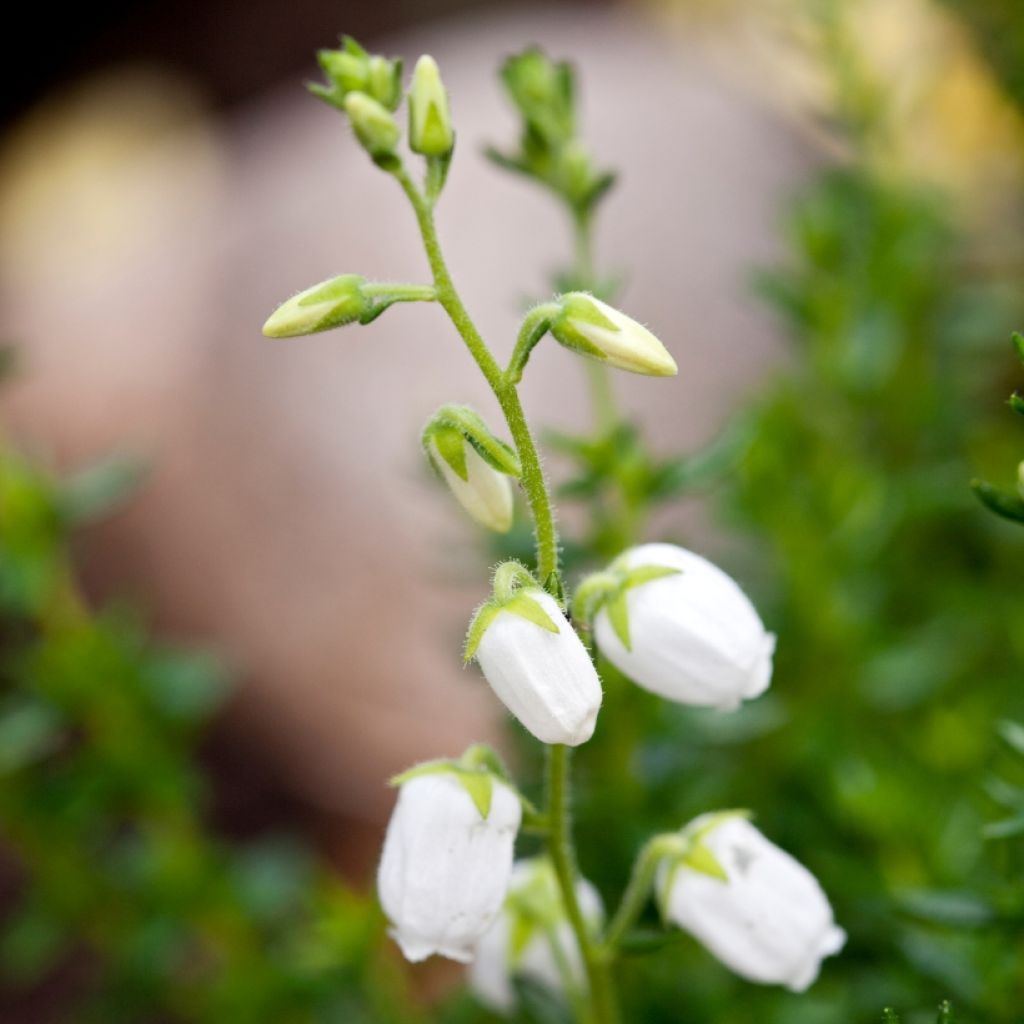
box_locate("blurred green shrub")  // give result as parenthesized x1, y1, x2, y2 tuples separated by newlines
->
(0, 442, 417, 1022)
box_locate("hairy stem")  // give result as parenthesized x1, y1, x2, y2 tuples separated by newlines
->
(395, 166, 560, 584)
(547, 744, 620, 1024)
(394, 163, 618, 1023)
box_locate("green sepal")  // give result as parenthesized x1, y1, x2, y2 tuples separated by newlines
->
(422, 404, 521, 479)
(605, 591, 631, 651)
(465, 563, 561, 661)
(571, 562, 681, 652)
(464, 603, 502, 662)
(389, 744, 529, 821)
(655, 810, 753, 916)
(431, 425, 469, 481)
(682, 842, 729, 882)
(503, 594, 560, 634)
(455, 770, 494, 819)
(425, 147, 454, 203)
(559, 293, 619, 332)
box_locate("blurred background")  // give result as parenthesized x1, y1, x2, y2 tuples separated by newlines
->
(2, 0, 1024, 1021)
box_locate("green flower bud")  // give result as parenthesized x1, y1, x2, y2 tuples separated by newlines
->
(409, 55, 454, 157)
(311, 37, 403, 112)
(344, 92, 401, 158)
(549, 294, 677, 377)
(262, 275, 372, 338)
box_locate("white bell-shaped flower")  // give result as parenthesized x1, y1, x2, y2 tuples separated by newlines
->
(470, 586, 602, 746)
(591, 543, 774, 710)
(662, 815, 845, 992)
(378, 771, 521, 963)
(469, 858, 603, 1012)
(549, 294, 677, 377)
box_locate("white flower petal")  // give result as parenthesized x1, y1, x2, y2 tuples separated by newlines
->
(594, 543, 773, 710)
(664, 817, 844, 990)
(378, 773, 521, 963)
(476, 591, 602, 746)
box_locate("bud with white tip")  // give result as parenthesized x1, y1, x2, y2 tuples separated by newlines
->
(659, 814, 845, 992)
(578, 543, 774, 711)
(466, 563, 602, 746)
(549, 294, 677, 377)
(262, 275, 373, 338)
(409, 55, 454, 157)
(344, 92, 400, 158)
(378, 748, 523, 963)
(470, 857, 603, 1012)
(423, 405, 520, 533)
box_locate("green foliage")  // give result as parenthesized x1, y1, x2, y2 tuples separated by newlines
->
(0, 442, 418, 1022)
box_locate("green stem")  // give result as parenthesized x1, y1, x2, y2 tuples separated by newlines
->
(393, 162, 617, 1023)
(394, 165, 560, 585)
(362, 282, 437, 302)
(602, 835, 676, 953)
(571, 211, 618, 436)
(547, 744, 620, 1024)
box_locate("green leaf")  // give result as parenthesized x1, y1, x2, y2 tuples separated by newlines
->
(605, 591, 631, 651)
(503, 594, 561, 634)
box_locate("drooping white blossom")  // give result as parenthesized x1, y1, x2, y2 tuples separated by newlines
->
(661, 815, 846, 992)
(592, 543, 774, 710)
(549, 294, 677, 377)
(469, 858, 603, 1012)
(472, 589, 602, 746)
(428, 436, 514, 533)
(377, 772, 521, 963)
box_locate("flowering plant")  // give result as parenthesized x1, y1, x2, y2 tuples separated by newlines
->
(262, 38, 845, 1021)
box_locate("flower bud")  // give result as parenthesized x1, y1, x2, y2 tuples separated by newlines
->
(660, 815, 845, 991)
(467, 569, 602, 746)
(549, 294, 676, 377)
(423, 406, 520, 533)
(470, 857, 603, 1012)
(262, 275, 372, 338)
(428, 436, 513, 532)
(311, 37, 402, 111)
(344, 92, 400, 158)
(409, 55, 454, 157)
(378, 770, 521, 963)
(587, 543, 774, 711)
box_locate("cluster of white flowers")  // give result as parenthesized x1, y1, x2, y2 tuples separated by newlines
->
(379, 537, 845, 1007)
(265, 37, 846, 1020)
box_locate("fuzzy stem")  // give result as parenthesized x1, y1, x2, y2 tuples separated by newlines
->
(394, 166, 560, 586)
(393, 162, 617, 1023)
